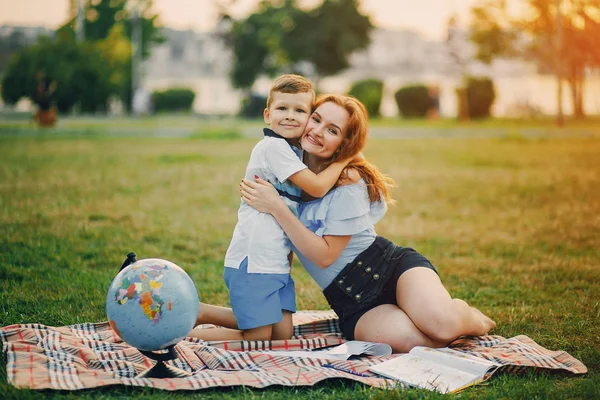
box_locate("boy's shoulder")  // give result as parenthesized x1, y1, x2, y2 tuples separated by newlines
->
(254, 134, 298, 152)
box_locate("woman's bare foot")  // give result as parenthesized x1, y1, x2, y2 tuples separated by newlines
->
(470, 307, 496, 335)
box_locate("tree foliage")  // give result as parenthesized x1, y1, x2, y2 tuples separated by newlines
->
(225, 0, 373, 89)
(1, 36, 114, 112)
(228, 1, 301, 89)
(1, 0, 163, 113)
(470, 0, 600, 118)
(290, 0, 373, 77)
(61, 0, 163, 58)
(0, 29, 30, 74)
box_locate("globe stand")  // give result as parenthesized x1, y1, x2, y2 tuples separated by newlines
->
(120, 252, 137, 272)
(137, 345, 191, 379)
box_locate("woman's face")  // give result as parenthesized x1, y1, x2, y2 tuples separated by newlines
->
(300, 102, 349, 160)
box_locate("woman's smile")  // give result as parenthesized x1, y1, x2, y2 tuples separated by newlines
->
(301, 102, 349, 159)
(304, 132, 322, 147)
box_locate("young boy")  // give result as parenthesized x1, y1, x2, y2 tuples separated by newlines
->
(191, 74, 348, 341)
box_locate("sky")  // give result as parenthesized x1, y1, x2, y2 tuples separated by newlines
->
(0, 0, 477, 40)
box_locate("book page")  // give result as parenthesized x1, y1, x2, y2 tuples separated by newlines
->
(410, 346, 500, 376)
(369, 353, 480, 394)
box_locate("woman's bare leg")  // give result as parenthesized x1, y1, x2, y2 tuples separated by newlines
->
(396, 267, 496, 344)
(354, 304, 446, 353)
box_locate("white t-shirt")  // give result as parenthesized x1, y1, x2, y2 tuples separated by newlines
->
(224, 130, 307, 274)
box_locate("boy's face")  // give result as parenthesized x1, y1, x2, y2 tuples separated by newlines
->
(263, 91, 313, 140)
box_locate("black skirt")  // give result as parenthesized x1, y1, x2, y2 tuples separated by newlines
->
(323, 236, 438, 340)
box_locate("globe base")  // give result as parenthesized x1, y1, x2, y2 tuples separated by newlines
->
(137, 345, 191, 379)
(137, 361, 191, 379)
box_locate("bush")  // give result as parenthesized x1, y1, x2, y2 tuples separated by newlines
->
(239, 93, 268, 118)
(152, 88, 196, 112)
(394, 85, 431, 118)
(465, 77, 495, 119)
(348, 79, 383, 118)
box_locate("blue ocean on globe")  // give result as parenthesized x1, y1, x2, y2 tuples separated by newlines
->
(106, 258, 200, 351)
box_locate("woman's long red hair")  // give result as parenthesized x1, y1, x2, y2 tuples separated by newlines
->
(314, 94, 395, 204)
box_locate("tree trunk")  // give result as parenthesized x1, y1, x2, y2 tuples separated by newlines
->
(569, 69, 586, 119)
(576, 72, 585, 119)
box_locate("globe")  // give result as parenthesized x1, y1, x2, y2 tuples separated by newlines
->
(106, 258, 200, 351)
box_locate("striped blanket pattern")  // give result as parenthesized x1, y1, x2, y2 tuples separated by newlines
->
(0, 311, 587, 391)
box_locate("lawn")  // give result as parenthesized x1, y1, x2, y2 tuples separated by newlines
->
(0, 124, 598, 399)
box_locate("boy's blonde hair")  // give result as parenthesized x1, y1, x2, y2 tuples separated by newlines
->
(266, 74, 315, 109)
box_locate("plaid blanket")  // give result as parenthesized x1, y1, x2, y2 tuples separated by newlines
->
(0, 311, 587, 391)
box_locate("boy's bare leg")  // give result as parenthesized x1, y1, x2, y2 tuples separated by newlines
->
(188, 326, 244, 341)
(188, 324, 273, 341)
(195, 302, 238, 329)
(271, 310, 294, 340)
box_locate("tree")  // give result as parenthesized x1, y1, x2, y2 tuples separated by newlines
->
(227, 0, 301, 89)
(447, 15, 472, 122)
(57, 0, 165, 111)
(470, 0, 600, 119)
(225, 0, 372, 90)
(290, 0, 373, 79)
(0, 29, 30, 75)
(61, 0, 163, 57)
(1, 34, 122, 113)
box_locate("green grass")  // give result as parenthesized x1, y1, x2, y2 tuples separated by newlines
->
(369, 115, 600, 128)
(0, 125, 599, 398)
(2, 112, 599, 138)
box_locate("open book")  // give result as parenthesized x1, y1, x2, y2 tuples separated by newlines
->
(369, 346, 501, 394)
(262, 340, 392, 361)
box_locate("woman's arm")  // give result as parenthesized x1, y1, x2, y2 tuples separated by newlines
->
(240, 177, 350, 268)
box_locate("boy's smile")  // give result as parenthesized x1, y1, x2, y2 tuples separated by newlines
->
(263, 91, 313, 140)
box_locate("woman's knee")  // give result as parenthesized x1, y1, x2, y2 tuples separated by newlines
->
(354, 304, 443, 353)
(416, 299, 470, 343)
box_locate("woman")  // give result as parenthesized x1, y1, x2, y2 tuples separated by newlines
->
(237, 94, 496, 352)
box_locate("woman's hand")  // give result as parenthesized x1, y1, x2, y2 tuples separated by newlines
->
(240, 177, 284, 214)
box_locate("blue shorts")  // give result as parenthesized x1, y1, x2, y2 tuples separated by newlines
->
(224, 258, 296, 330)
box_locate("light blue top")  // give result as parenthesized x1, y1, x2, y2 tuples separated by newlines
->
(292, 180, 387, 289)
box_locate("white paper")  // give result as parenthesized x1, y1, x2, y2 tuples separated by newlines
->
(259, 340, 392, 361)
